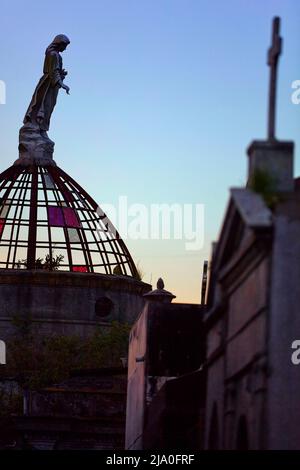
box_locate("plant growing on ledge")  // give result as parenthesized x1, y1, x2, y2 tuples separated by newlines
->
(15, 254, 64, 270)
(248, 168, 281, 208)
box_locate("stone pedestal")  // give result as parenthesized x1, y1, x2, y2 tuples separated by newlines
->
(14, 123, 56, 166)
(247, 140, 294, 192)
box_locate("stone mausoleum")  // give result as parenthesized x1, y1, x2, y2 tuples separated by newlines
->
(125, 17, 300, 451)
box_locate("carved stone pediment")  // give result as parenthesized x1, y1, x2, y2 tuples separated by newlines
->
(212, 188, 273, 275)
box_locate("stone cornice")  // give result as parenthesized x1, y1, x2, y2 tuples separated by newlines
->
(0, 269, 151, 295)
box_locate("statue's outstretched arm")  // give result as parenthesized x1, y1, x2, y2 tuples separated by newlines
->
(48, 53, 70, 94)
(48, 53, 63, 87)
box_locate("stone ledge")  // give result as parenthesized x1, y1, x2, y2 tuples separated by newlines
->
(247, 139, 294, 154)
(0, 269, 151, 294)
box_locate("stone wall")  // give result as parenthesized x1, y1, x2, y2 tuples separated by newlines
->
(205, 253, 270, 450)
(267, 196, 300, 449)
(126, 301, 205, 450)
(0, 269, 151, 340)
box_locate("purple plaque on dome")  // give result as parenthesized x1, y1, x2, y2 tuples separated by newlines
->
(48, 206, 64, 226)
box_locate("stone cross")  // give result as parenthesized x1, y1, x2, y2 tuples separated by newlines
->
(267, 17, 282, 141)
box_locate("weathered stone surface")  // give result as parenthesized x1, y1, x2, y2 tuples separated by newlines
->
(266, 190, 300, 450)
(227, 258, 268, 339)
(0, 270, 151, 340)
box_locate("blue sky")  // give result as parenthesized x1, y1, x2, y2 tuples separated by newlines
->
(0, 0, 299, 302)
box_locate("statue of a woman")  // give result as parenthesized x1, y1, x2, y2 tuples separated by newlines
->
(23, 34, 70, 138)
(16, 35, 70, 165)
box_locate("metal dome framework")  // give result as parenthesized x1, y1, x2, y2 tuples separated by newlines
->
(0, 164, 137, 276)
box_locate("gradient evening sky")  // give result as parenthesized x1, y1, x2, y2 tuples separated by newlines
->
(0, 0, 299, 302)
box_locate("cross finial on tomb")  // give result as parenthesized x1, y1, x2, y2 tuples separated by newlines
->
(267, 17, 282, 141)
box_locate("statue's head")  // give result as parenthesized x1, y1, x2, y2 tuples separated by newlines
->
(47, 34, 70, 53)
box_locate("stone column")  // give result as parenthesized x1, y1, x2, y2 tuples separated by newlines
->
(247, 140, 294, 192)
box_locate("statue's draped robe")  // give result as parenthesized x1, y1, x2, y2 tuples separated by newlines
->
(24, 50, 63, 131)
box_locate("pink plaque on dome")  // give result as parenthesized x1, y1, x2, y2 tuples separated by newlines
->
(0, 218, 5, 236)
(63, 207, 81, 228)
